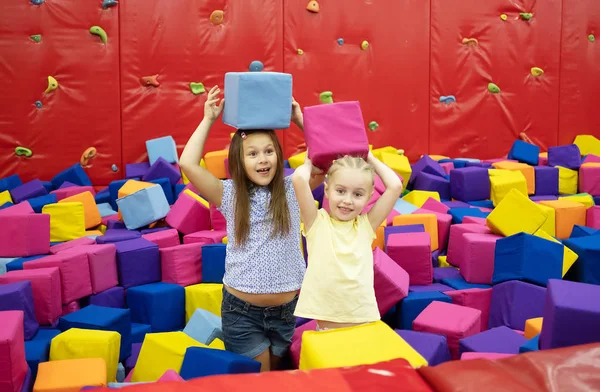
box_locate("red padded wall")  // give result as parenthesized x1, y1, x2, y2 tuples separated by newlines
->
(0, 0, 122, 186)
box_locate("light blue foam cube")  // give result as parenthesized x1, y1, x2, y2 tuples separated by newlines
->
(97, 203, 117, 218)
(116, 185, 170, 230)
(183, 308, 223, 345)
(145, 136, 178, 165)
(0, 258, 16, 275)
(393, 198, 419, 215)
(222, 72, 293, 130)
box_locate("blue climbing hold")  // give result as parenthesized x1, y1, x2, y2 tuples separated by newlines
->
(440, 95, 456, 104)
(35, 101, 42, 109)
(102, 0, 118, 9)
(249, 61, 264, 72)
(31, 0, 44, 4)
(337, 38, 344, 46)
(111, 164, 118, 172)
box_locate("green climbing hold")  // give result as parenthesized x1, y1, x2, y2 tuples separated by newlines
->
(589, 34, 595, 42)
(488, 83, 501, 94)
(30, 34, 41, 43)
(15, 147, 33, 157)
(319, 91, 333, 104)
(519, 12, 533, 20)
(368, 121, 379, 131)
(90, 26, 108, 44)
(190, 82, 206, 95)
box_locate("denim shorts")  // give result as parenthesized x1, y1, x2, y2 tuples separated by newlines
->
(221, 287, 298, 359)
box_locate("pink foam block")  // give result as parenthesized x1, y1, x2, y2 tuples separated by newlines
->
(538, 155, 548, 166)
(160, 243, 202, 286)
(373, 247, 409, 316)
(290, 319, 318, 368)
(445, 288, 492, 331)
(386, 232, 432, 285)
(101, 214, 120, 226)
(0, 311, 28, 392)
(0, 202, 34, 216)
(413, 301, 482, 360)
(303, 101, 369, 171)
(446, 224, 492, 268)
(51, 185, 96, 201)
(158, 369, 184, 382)
(422, 198, 450, 214)
(440, 162, 455, 175)
(0, 214, 50, 258)
(61, 301, 81, 316)
(65, 244, 118, 294)
(462, 216, 487, 225)
(587, 206, 600, 229)
(579, 165, 600, 196)
(142, 228, 180, 249)
(386, 209, 400, 226)
(0, 268, 62, 325)
(362, 190, 382, 214)
(49, 237, 96, 254)
(583, 154, 600, 164)
(210, 204, 226, 231)
(459, 233, 502, 284)
(183, 230, 227, 245)
(165, 193, 211, 235)
(24, 252, 92, 304)
(460, 352, 515, 361)
(414, 208, 452, 250)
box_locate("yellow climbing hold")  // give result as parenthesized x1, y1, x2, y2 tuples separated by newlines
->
(398, 149, 405, 156)
(361, 40, 369, 50)
(45, 76, 58, 94)
(15, 147, 33, 157)
(297, 49, 304, 55)
(531, 67, 544, 77)
(500, 14, 508, 21)
(462, 38, 478, 46)
(520, 12, 533, 21)
(319, 91, 333, 104)
(488, 83, 501, 94)
(90, 26, 108, 44)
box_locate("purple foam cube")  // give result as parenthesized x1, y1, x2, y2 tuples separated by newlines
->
(96, 229, 142, 244)
(534, 166, 559, 196)
(409, 155, 446, 186)
(58, 181, 78, 189)
(459, 326, 528, 356)
(125, 342, 143, 373)
(384, 224, 425, 250)
(20, 367, 32, 392)
(10, 179, 48, 204)
(396, 330, 451, 366)
(548, 144, 581, 170)
(450, 167, 491, 202)
(413, 172, 451, 200)
(433, 267, 461, 282)
(540, 279, 600, 350)
(126, 163, 151, 179)
(529, 195, 558, 202)
(106, 220, 127, 230)
(115, 238, 160, 289)
(488, 280, 546, 331)
(409, 283, 453, 293)
(89, 286, 125, 308)
(0, 281, 39, 340)
(443, 200, 471, 209)
(142, 157, 181, 186)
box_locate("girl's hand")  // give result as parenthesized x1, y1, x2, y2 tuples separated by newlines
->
(291, 97, 303, 127)
(204, 86, 225, 123)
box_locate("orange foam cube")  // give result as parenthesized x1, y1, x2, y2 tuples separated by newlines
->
(59, 191, 101, 229)
(392, 214, 439, 251)
(492, 161, 535, 195)
(539, 200, 586, 239)
(204, 150, 229, 179)
(33, 358, 106, 392)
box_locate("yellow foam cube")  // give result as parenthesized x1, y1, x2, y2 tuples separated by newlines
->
(209, 338, 225, 350)
(34, 358, 107, 392)
(185, 283, 223, 322)
(181, 159, 206, 184)
(42, 202, 86, 242)
(558, 194, 594, 209)
(524, 317, 543, 340)
(438, 255, 452, 268)
(288, 151, 306, 169)
(49, 328, 120, 383)
(401, 190, 440, 208)
(381, 153, 412, 185)
(557, 166, 578, 195)
(574, 135, 600, 156)
(132, 332, 206, 382)
(0, 190, 13, 205)
(392, 213, 439, 250)
(372, 146, 400, 161)
(299, 321, 427, 370)
(428, 155, 450, 161)
(485, 188, 547, 236)
(492, 161, 535, 195)
(99, 224, 107, 234)
(533, 229, 578, 277)
(489, 169, 528, 206)
(183, 189, 210, 208)
(222, 236, 228, 244)
(535, 203, 556, 237)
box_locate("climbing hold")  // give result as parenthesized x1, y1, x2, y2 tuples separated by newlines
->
(80, 147, 97, 168)
(111, 164, 118, 172)
(440, 95, 456, 104)
(398, 149, 405, 156)
(361, 40, 369, 50)
(589, 34, 595, 42)
(500, 14, 507, 21)
(15, 147, 33, 158)
(210, 10, 224, 25)
(34, 101, 42, 109)
(102, 0, 118, 9)
(30, 0, 44, 5)
(519, 12, 533, 20)
(488, 83, 501, 94)
(368, 121, 379, 131)
(45, 76, 58, 94)
(90, 26, 108, 44)
(190, 82, 206, 95)
(531, 67, 544, 76)
(297, 49, 304, 55)
(249, 60, 264, 72)
(337, 38, 344, 46)
(30, 34, 41, 43)
(306, 1, 320, 13)
(319, 91, 333, 104)
(140, 75, 159, 87)
(462, 38, 478, 46)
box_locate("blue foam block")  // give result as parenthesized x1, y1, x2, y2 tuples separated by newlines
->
(58, 305, 132, 361)
(0, 174, 23, 193)
(507, 140, 540, 166)
(51, 163, 92, 188)
(116, 185, 170, 230)
(174, 184, 187, 200)
(570, 225, 598, 238)
(202, 244, 226, 283)
(108, 180, 129, 210)
(126, 282, 185, 332)
(519, 334, 540, 353)
(448, 208, 489, 224)
(27, 194, 57, 213)
(6, 255, 46, 272)
(222, 72, 293, 130)
(180, 346, 261, 379)
(440, 276, 492, 290)
(41, 181, 54, 193)
(563, 235, 600, 285)
(467, 200, 495, 209)
(24, 329, 60, 379)
(89, 287, 126, 309)
(395, 330, 451, 366)
(146, 136, 179, 165)
(183, 308, 223, 345)
(397, 291, 452, 330)
(131, 323, 151, 344)
(0, 258, 16, 275)
(149, 178, 174, 205)
(95, 188, 111, 205)
(493, 233, 563, 286)
(0, 202, 13, 210)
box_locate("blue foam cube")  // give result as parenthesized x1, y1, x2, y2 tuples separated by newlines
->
(507, 140, 540, 166)
(202, 244, 226, 283)
(0, 257, 16, 275)
(397, 291, 452, 330)
(51, 163, 92, 188)
(27, 194, 57, 213)
(149, 178, 174, 205)
(183, 308, 223, 345)
(563, 235, 600, 285)
(440, 276, 491, 290)
(116, 185, 170, 230)
(519, 335, 540, 353)
(0, 174, 23, 193)
(570, 225, 598, 238)
(448, 208, 489, 224)
(24, 329, 61, 379)
(0, 202, 13, 210)
(108, 180, 129, 210)
(95, 188, 111, 205)
(180, 347, 261, 379)
(467, 200, 494, 209)
(492, 233, 563, 286)
(41, 181, 54, 193)
(131, 323, 151, 343)
(126, 282, 185, 332)
(6, 255, 46, 272)
(146, 136, 179, 165)
(222, 72, 293, 130)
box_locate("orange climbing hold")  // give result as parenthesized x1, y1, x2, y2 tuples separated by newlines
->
(80, 147, 97, 168)
(306, 1, 320, 13)
(210, 10, 224, 25)
(462, 38, 478, 46)
(140, 75, 159, 87)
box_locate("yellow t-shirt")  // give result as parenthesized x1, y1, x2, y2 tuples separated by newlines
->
(294, 208, 380, 323)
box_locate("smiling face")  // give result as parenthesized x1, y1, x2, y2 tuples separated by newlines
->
(242, 132, 278, 186)
(325, 167, 373, 221)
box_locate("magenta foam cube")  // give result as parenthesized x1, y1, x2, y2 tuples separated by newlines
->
(165, 192, 211, 235)
(583, 154, 600, 164)
(587, 206, 600, 229)
(303, 101, 369, 171)
(0, 213, 50, 258)
(183, 230, 227, 246)
(373, 247, 409, 315)
(51, 185, 96, 201)
(460, 352, 515, 360)
(413, 301, 482, 360)
(414, 208, 452, 251)
(459, 233, 502, 284)
(160, 243, 203, 286)
(446, 223, 492, 268)
(440, 162, 454, 175)
(446, 288, 492, 331)
(210, 203, 226, 231)
(49, 237, 96, 255)
(289, 319, 317, 368)
(0, 202, 34, 216)
(579, 165, 600, 196)
(0, 310, 28, 392)
(462, 216, 487, 225)
(386, 232, 432, 285)
(142, 228, 181, 249)
(0, 282, 39, 340)
(65, 244, 118, 294)
(421, 198, 450, 214)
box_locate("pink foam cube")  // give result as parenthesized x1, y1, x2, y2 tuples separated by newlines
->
(460, 352, 515, 361)
(538, 155, 548, 166)
(49, 237, 96, 254)
(0, 311, 28, 392)
(183, 230, 227, 245)
(158, 369, 184, 382)
(303, 101, 369, 171)
(290, 319, 318, 368)
(0, 202, 34, 216)
(165, 193, 211, 235)
(61, 301, 81, 316)
(587, 206, 600, 229)
(579, 165, 600, 196)
(64, 244, 118, 294)
(413, 301, 482, 360)
(583, 154, 600, 164)
(373, 247, 409, 316)
(422, 198, 450, 214)
(51, 185, 96, 201)
(362, 190, 382, 214)
(24, 252, 92, 304)
(386, 232, 432, 285)
(445, 288, 492, 331)
(160, 243, 202, 286)
(0, 268, 62, 325)
(440, 162, 455, 175)
(462, 216, 487, 225)
(459, 233, 502, 284)
(446, 224, 492, 267)
(414, 208, 452, 250)
(210, 204, 226, 231)
(0, 214, 50, 257)
(142, 228, 180, 249)
(386, 209, 400, 226)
